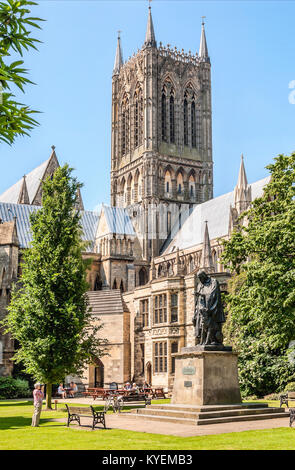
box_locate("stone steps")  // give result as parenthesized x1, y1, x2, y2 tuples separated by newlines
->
(148, 403, 267, 413)
(129, 406, 283, 420)
(119, 403, 289, 426)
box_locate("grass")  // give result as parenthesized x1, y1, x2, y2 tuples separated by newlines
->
(0, 399, 295, 450)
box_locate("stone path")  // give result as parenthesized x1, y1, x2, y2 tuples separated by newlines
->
(104, 414, 290, 437)
(52, 398, 291, 437)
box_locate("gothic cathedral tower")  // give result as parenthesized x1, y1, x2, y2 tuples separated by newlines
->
(110, 7, 213, 261)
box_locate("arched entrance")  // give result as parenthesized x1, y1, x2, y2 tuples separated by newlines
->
(90, 358, 104, 388)
(146, 361, 152, 386)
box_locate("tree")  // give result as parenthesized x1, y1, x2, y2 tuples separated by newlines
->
(222, 152, 295, 397)
(0, 0, 43, 144)
(2, 165, 107, 409)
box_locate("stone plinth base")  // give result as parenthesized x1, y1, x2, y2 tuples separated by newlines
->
(171, 347, 242, 406)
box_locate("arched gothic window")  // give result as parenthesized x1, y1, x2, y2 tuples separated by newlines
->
(177, 172, 184, 194)
(164, 170, 172, 195)
(191, 99, 196, 148)
(121, 94, 129, 156)
(169, 90, 175, 143)
(139, 267, 148, 286)
(189, 173, 195, 198)
(161, 86, 167, 142)
(183, 93, 188, 146)
(134, 86, 143, 148)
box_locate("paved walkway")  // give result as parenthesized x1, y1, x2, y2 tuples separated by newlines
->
(51, 398, 291, 437)
(54, 413, 291, 437)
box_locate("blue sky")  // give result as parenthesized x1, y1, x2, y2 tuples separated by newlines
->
(1, 0, 295, 211)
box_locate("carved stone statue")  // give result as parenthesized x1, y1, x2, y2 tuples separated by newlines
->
(193, 270, 226, 347)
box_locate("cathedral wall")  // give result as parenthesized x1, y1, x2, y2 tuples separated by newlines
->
(81, 310, 131, 387)
(0, 243, 19, 376)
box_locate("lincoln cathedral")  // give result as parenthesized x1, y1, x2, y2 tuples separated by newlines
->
(0, 8, 269, 391)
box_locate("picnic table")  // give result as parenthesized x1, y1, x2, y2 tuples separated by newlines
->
(82, 386, 167, 400)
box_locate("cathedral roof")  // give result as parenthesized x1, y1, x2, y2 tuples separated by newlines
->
(0, 202, 99, 252)
(162, 176, 270, 254)
(0, 149, 58, 205)
(98, 205, 135, 237)
(87, 289, 129, 316)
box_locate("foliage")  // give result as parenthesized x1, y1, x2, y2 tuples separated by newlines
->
(0, 0, 43, 144)
(0, 376, 30, 398)
(2, 165, 107, 407)
(284, 382, 295, 392)
(222, 152, 295, 397)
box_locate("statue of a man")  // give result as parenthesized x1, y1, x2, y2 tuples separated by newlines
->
(193, 270, 225, 346)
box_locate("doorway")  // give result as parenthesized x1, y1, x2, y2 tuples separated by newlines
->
(94, 360, 104, 388)
(146, 361, 152, 386)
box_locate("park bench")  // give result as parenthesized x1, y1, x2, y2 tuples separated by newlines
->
(104, 392, 151, 413)
(82, 388, 107, 400)
(152, 388, 167, 399)
(280, 391, 295, 408)
(65, 404, 106, 430)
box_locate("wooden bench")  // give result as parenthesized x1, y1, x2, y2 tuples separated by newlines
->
(104, 393, 151, 413)
(280, 391, 295, 408)
(152, 388, 167, 399)
(65, 404, 106, 430)
(121, 393, 151, 405)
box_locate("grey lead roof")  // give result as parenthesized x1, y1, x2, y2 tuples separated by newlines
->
(102, 205, 135, 236)
(162, 176, 270, 254)
(0, 202, 99, 252)
(0, 158, 50, 205)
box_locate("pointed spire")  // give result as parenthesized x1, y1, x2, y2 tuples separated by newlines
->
(234, 154, 252, 213)
(18, 175, 30, 205)
(76, 187, 84, 211)
(236, 154, 248, 188)
(200, 221, 213, 271)
(144, 4, 157, 48)
(113, 31, 123, 75)
(199, 18, 209, 60)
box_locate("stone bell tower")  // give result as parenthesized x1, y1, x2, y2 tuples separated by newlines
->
(110, 7, 213, 261)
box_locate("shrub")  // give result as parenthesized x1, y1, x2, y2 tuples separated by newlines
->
(263, 393, 280, 400)
(284, 382, 295, 392)
(0, 377, 31, 399)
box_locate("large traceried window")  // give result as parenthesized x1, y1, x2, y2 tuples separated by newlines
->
(140, 299, 149, 328)
(154, 341, 167, 373)
(154, 293, 167, 324)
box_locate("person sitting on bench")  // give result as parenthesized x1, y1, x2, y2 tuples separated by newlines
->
(57, 383, 66, 399)
(69, 382, 78, 398)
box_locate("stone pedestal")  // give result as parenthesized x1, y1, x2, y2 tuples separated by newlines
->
(171, 347, 242, 406)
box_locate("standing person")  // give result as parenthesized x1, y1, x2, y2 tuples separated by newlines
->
(31, 383, 44, 427)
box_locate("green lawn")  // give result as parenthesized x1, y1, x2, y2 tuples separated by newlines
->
(0, 399, 294, 450)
